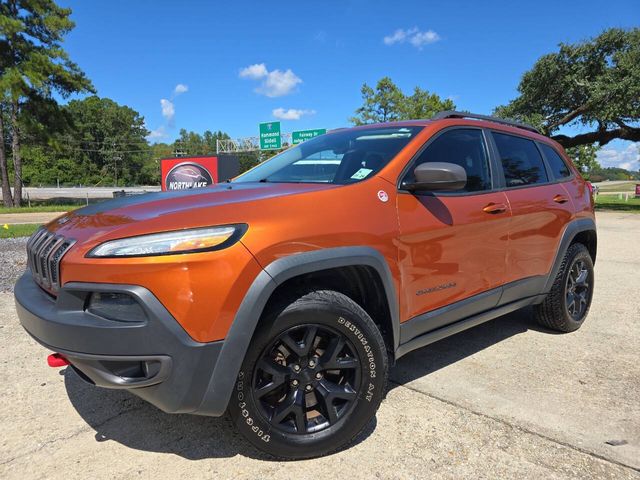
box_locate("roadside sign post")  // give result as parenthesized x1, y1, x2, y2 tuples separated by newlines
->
(635, 184, 640, 198)
(259, 122, 282, 150)
(292, 128, 327, 145)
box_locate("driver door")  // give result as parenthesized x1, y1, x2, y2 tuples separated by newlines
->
(396, 127, 511, 331)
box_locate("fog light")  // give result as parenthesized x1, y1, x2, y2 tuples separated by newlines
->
(87, 292, 147, 323)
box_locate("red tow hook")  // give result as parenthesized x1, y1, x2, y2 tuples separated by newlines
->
(47, 353, 70, 368)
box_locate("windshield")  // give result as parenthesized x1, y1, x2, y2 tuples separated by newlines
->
(232, 126, 423, 184)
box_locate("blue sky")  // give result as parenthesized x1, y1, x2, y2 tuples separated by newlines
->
(60, 0, 640, 169)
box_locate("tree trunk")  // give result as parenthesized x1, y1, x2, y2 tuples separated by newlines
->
(10, 101, 22, 207)
(0, 106, 14, 207)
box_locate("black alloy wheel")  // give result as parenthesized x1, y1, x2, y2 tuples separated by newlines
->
(565, 258, 590, 320)
(252, 324, 360, 435)
(229, 289, 388, 459)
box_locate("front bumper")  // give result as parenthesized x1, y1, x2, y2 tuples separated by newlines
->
(14, 270, 223, 415)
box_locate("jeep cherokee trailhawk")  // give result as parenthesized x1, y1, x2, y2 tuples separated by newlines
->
(15, 112, 596, 459)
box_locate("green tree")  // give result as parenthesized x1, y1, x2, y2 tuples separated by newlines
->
(0, 0, 94, 206)
(143, 142, 173, 185)
(58, 96, 149, 186)
(494, 28, 640, 148)
(400, 87, 456, 120)
(351, 77, 455, 125)
(566, 144, 601, 178)
(351, 77, 402, 125)
(173, 129, 230, 156)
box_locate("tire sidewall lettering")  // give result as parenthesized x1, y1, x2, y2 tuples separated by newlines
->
(337, 316, 378, 397)
(235, 370, 270, 443)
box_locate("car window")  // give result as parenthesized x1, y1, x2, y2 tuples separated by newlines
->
(233, 126, 423, 185)
(404, 128, 491, 192)
(266, 151, 342, 183)
(539, 143, 572, 179)
(493, 132, 549, 187)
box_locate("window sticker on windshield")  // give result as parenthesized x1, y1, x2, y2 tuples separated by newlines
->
(351, 168, 373, 180)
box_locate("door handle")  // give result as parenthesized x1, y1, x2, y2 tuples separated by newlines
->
(553, 194, 569, 204)
(483, 202, 507, 214)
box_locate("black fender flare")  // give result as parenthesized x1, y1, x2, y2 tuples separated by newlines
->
(196, 246, 399, 416)
(542, 217, 597, 294)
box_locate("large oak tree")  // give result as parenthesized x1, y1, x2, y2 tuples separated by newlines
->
(495, 28, 640, 149)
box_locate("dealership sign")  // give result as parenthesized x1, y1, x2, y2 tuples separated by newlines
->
(292, 128, 326, 144)
(160, 156, 240, 191)
(259, 121, 281, 150)
(164, 161, 213, 190)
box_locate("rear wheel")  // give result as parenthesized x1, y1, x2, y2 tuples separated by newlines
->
(228, 290, 388, 459)
(535, 243, 594, 332)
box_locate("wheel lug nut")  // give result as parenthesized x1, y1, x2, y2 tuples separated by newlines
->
(308, 360, 316, 368)
(291, 379, 299, 387)
(292, 364, 301, 372)
(315, 372, 322, 379)
(305, 384, 312, 392)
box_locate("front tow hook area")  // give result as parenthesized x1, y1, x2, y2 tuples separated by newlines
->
(64, 354, 173, 389)
(47, 353, 70, 367)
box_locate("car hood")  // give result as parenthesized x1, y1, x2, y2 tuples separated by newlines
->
(47, 182, 337, 243)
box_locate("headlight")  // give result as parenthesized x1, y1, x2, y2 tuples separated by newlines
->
(87, 224, 247, 258)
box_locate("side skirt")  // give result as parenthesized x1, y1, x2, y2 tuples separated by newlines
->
(395, 294, 546, 359)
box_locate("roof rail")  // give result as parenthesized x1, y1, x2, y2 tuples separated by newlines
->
(432, 111, 540, 134)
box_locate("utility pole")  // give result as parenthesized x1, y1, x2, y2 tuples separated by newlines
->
(114, 154, 121, 187)
(111, 141, 121, 187)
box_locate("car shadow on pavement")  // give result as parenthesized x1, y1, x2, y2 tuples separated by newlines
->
(63, 306, 545, 460)
(63, 367, 377, 461)
(389, 306, 548, 388)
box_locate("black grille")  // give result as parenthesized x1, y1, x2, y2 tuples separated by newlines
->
(26, 228, 74, 294)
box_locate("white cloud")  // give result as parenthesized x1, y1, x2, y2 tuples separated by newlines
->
(147, 126, 166, 141)
(174, 83, 188, 95)
(259, 70, 302, 97)
(160, 98, 174, 121)
(272, 108, 316, 120)
(383, 27, 440, 49)
(239, 63, 269, 80)
(409, 30, 440, 48)
(597, 142, 640, 171)
(383, 28, 413, 45)
(239, 63, 302, 97)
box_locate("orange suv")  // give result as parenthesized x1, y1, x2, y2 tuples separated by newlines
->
(15, 112, 596, 459)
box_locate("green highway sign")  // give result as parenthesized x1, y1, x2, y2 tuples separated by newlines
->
(259, 121, 282, 150)
(292, 128, 327, 145)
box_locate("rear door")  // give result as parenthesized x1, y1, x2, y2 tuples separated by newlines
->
(396, 127, 511, 328)
(488, 131, 574, 302)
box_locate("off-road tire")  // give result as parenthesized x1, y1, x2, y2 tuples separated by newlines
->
(228, 289, 388, 459)
(535, 242, 594, 332)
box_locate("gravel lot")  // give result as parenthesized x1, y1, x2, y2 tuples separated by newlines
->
(1, 211, 639, 479)
(0, 237, 28, 293)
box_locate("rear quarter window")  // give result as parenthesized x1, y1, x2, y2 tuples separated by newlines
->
(493, 132, 549, 187)
(539, 143, 572, 179)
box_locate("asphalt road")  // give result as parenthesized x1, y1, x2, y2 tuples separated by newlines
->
(0, 212, 67, 225)
(20, 186, 160, 200)
(1, 211, 639, 479)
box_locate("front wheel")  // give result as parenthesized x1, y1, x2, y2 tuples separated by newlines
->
(228, 290, 388, 459)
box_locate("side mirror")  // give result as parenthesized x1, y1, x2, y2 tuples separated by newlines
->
(404, 162, 467, 192)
